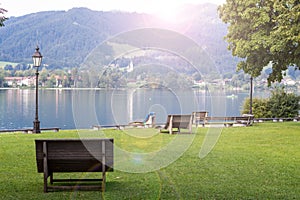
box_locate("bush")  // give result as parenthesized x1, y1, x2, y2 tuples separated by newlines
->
(242, 88, 300, 118)
(268, 88, 300, 118)
(241, 98, 270, 118)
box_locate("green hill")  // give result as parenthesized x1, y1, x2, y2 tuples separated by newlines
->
(0, 4, 237, 73)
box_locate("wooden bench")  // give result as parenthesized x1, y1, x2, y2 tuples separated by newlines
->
(204, 115, 254, 127)
(160, 114, 193, 134)
(192, 111, 208, 127)
(92, 124, 127, 130)
(35, 139, 114, 192)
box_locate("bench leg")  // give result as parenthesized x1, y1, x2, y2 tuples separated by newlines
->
(102, 140, 106, 192)
(168, 125, 173, 134)
(189, 116, 193, 133)
(43, 142, 48, 193)
(102, 171, 106, 192)
(168, 116, 173, 134)
(43, 171, 48, 193)
(50, 172, 53, 184)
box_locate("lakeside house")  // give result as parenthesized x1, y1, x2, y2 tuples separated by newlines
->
(4, 77, 35, 87)
(4, 76, 65, 88)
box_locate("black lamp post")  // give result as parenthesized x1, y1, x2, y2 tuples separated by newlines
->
(32, 46, 43, 133)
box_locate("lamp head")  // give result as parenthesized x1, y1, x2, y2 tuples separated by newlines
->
(32, 46, 43, 67)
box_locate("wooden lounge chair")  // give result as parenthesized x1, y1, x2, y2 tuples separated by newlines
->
(160, 114, 193, 134)
(129, 112, 156, 128)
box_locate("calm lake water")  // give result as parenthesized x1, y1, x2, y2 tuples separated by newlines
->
(0, 88, 266, 130)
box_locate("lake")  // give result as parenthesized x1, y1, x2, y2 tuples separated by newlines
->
(0, 88, 266, 130)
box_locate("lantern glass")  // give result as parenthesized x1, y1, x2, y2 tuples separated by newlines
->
(32, 46, 42, 67)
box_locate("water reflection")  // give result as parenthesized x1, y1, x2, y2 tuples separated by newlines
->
(0, 88, 261, 130)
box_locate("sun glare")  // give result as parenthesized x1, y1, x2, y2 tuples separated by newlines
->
(153, 3, 182, 24)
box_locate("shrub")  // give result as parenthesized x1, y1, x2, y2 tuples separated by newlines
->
(268, 88, 300, 118)
(241, 98, 270, 118)
(242, 88, 300, 118)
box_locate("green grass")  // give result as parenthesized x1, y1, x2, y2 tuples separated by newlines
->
(0, 61, 18, 68)
(0, 123, 299, 199)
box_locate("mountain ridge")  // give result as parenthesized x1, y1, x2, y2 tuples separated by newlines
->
(0, 4, 237, 73)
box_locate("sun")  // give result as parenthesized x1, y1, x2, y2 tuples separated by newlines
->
(152, 3, 182, 24)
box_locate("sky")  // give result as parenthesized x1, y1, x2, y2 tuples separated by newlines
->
(0, 0, 226, 18)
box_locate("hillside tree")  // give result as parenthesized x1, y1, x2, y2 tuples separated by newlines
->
(219, 0, 300, 84)
(0, 69, 5, 87)
(0, 6, 7, 27)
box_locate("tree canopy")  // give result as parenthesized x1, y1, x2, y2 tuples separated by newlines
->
(218, 0, 300, 84)
(0, 7, 7, 27)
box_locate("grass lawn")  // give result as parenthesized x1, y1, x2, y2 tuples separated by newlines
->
(0, 122, 299, 199)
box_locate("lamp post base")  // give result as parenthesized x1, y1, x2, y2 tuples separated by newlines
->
(33, 120, 41, 133)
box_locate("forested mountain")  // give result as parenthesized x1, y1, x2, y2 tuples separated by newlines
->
(0, 3, 237, 73)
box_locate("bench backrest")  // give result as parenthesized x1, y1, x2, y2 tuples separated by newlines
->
(35, 139, 113, 173)
(192, 111, 208, 123)
(206, 116, 235, 121)
(165, 114, 192, 129)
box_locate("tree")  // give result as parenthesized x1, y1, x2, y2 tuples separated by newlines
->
(0, 7, 7, 27)
(98, 67, 125, 88)
(4, 64, 13, 71)
(71, 68, 79, 87)
(40, 68, 49, 87)
(79, 71, 91, 88)
(0, 69, 5, 87)
(219, 0, 300, 84)
(46, 74, 57, 88)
